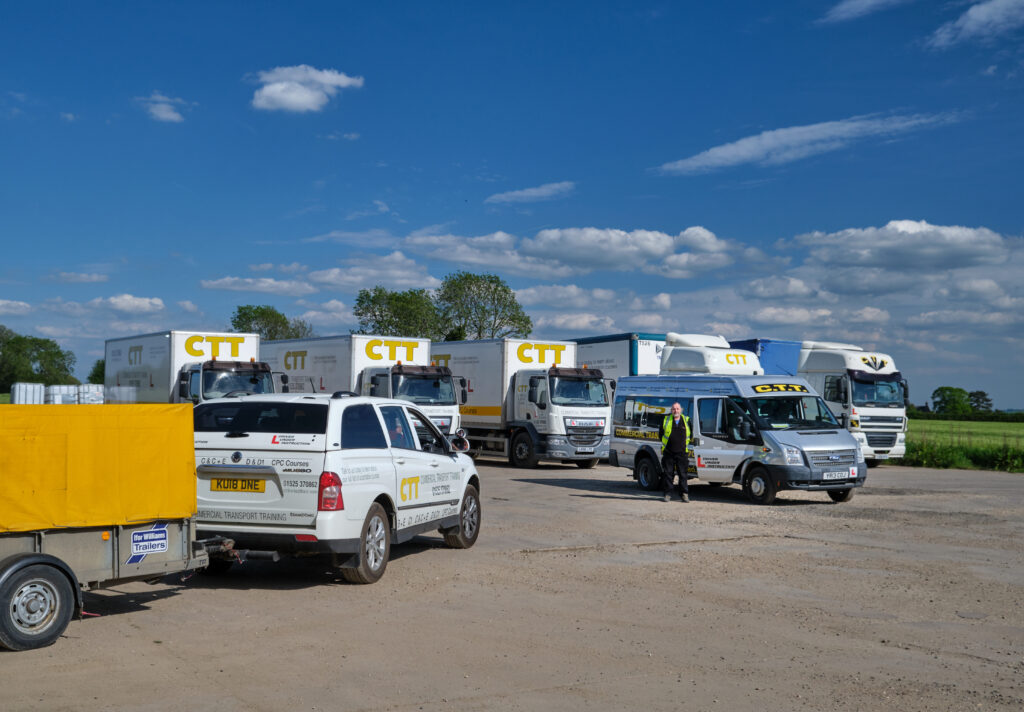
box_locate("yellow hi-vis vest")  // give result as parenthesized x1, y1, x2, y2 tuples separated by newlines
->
(661, 414, 691, 452)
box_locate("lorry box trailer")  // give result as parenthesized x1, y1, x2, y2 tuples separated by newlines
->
(573, 333, 666, 383)
(431, 338, 611, 468)
(659, 333, 763, 375)
(261, 334, 465, 434)
(104, 330, 272, 404)
(729, 338, 907, 465)
(0, 404, 209, 650)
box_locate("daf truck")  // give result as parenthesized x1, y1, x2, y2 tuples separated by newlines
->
(104, 331, 273, 404)
(431, 339, 611, 468)
(261, 335, 465, 434)
(573, 333, 666, 385)
(730, 338, 907, 466)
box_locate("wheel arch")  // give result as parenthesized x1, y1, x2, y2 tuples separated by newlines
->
(373, 493, 397, 532)
(0, 553, 83, 619)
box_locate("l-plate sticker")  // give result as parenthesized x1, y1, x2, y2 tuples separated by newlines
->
(126, 522, 169, 564)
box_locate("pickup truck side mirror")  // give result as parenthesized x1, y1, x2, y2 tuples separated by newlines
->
(448, 428, 471, 453)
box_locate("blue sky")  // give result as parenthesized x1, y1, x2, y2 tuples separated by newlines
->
(1, 1, 1022, 406)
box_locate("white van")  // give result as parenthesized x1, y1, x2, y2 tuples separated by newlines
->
(610, 374, 867, 504)
(192, 393, 481, 583)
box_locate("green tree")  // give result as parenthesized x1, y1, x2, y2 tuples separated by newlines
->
(968, 390, 993, 413)
(931, 386, 972, 416)
(434, 271, 532, 339)
(230, 305, 314, 341)
(88, 358, 106, 384)
(0, 332, 79, 392)
(352, 287, 445, 339)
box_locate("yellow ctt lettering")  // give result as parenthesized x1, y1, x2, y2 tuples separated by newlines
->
(185, 335, 205, 357)
(517, 343, 533, 363)
(284, 351, 307, 370)
(400, 476, 420, 502)
(726, 353, 748, 365)
(434, 354, 451, 368)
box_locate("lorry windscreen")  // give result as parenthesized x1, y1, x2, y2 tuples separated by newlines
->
(203, 369, 274, 399)
(391, 374, 456, 405)
(746, 396, 839, 431)
(850, 373, 905, 408)
(550, 377, 608, 407)
(194, 402, 328, 434)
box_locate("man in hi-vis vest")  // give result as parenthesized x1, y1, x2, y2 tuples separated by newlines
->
(658, 402, 694, 503)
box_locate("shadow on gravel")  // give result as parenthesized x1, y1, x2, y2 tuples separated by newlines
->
(513, 476, 824, 507)
(80, 585, 189, 619)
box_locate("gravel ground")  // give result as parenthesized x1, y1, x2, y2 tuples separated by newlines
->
(2, 463, 1022, 711)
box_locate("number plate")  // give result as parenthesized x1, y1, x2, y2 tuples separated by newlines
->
(576, 447, 595, 454)
(822, 470, 853, 480)
(211, 478, 266, 493)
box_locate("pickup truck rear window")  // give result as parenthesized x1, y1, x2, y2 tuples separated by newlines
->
(194, 402, 329, 434)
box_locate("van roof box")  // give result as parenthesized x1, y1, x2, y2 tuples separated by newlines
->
(801, 341, 863, 351)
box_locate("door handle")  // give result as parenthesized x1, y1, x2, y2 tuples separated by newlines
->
(395, 458, 406, 465)
(430, 461, 440, 468)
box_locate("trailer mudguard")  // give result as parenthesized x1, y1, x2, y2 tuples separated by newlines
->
(0, 553, 83, 617)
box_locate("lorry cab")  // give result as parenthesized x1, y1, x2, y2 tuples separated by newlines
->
(364, 363, 467, 434)
(610, 374, 867, 504)
(179, 359, 275, 403)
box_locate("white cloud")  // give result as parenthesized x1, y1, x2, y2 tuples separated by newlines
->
(137, 91, 188, 122)
(178, 300, 199, 313)
(0, 299, 31, 315)
(60, 112, 76, 122)
(657, 113, 958, 174)
(653, 293, 672, 310)
(303, 228, 397, 247)
(89, 294, 165, 313)
(297, 299, 353, 326)
(249, 263, 274, 272)
(54, 271, 108, 283)
(404, 231, 575, 280)
(516, 284, 617, 308)
(628, 313, 668, 330)
(484, 181, 575, 204)
(818, 0, 914, 24)
(343, 132, 360, 140)
(347, 200, 392, 220)
(251, 64, 364, 113)
(929, 0, 1024, 48)
(749, 306, 833, 325)
(740, 276, 815, 299)
(535, 312, 616, 332)
(307, 251, 440, 291)
(278, 262, 308, 273)
(200, 276, 317, 296)
(645, 251, 734, 279)
(847, 306, 891, 323)
(907, 309, 1021, 326)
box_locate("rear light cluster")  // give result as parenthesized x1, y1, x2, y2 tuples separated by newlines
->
(318, 471, 344, 511)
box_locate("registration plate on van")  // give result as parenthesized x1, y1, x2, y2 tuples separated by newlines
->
(822, 469, 854, 481)
(211, 478, 266, 493)
(576, 447, 595, 454)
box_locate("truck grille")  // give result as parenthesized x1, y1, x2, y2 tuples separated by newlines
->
(866, 434, 898, 448)
(567, 427, 603, 447)
(808, 449, 858, 468)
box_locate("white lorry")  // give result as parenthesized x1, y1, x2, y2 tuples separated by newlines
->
(573, 333, 666, 384)
(431, 338, 611, 468)
(104, 330, 273, 404)
(261, 335, 466, 435)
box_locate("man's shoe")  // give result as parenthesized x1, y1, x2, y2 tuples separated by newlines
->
(680, 493, 690, 503)
(663, 493, 672, 502)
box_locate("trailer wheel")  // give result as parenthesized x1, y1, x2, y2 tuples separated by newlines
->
(0, 565, 75, 651)
(634, 455, 661, 491)
(827, 488, 855, 503)
(743, 466, 777, 505)
(575, 459, 599, 469)
(510, 433, 539, 469)
(443, 485, 481, 549)
(342, 503, 390, 584)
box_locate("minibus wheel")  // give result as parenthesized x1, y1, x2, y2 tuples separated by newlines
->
(743, 466, 776, 505)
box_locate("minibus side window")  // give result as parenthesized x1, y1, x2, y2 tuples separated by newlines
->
(698, 399, 722, 436)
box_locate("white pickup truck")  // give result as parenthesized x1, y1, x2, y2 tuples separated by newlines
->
(192, 393, 480, 583)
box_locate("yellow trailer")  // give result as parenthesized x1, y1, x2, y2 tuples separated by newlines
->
(0, 405, 209, 651)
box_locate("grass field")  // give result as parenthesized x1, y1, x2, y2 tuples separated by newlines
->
(0, 393, 9, 404)
(905, 419, 1024, 472)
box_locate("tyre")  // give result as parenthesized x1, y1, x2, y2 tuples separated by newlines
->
(575, 459, 599, 469)
(634, 455, 661, 491)
(827, 488, 855, 503)
(0, 564, 75, 651)
(743, 466, 777, 505)
(342, 503, 391, 584)
(509, 432, 539, 469)
(443, 485, 481, 549)
(866, 459, 881, 468)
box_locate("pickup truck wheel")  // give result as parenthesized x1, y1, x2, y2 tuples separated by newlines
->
(827, 488, 855, 503)
(343, 503, 390, 584)
(443, 485, 481, 549)
(0, 565, 75, 651)
(743, 466, 777, 505)
(634, 455, 661, 491)
(575, 458, 599, 469)
(510, 433, 539, 469)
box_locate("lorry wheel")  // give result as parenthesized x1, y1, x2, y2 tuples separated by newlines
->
(510, 433, 539, 469)
(575, 459, 599, 469)
(827, 488, 855, 503)
(743, 467, 777, 505)
(0, 565, 75, 651)
(634, 456, 662, 491)
(443, 485, 481, 549)
(342, 503, 390, 584)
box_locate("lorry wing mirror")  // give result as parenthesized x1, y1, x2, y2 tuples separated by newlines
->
(178, 377, 189, 399)
(527, 385, 538, 403)
(460, 388, 468, 404)
(370, 374, 387, 397)
(609, 379, 616, 392)
(459, 377, 467, 388)
(838, 413, 848, 428)
(280, 373, 289, 385)
(838, 378, 849, 404)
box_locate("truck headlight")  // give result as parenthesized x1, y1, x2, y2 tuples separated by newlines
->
(431, 417, 452, 432)
(547, 436, 567, 445)
(784, 446, 803, 466)
(897, 433, 905, 442)
(856, 446, 865, 464)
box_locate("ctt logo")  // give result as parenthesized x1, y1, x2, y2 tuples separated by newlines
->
(284, 350, 307, 369)
(516, 343, 567, 365)
(861, 355, 888, 371)
(400, 476, 420, 502)
(366, 339, 420, 361)
(128, 345, 143, 365)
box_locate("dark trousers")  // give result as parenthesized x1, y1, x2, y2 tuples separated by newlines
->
(661, 451, 689, 495)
